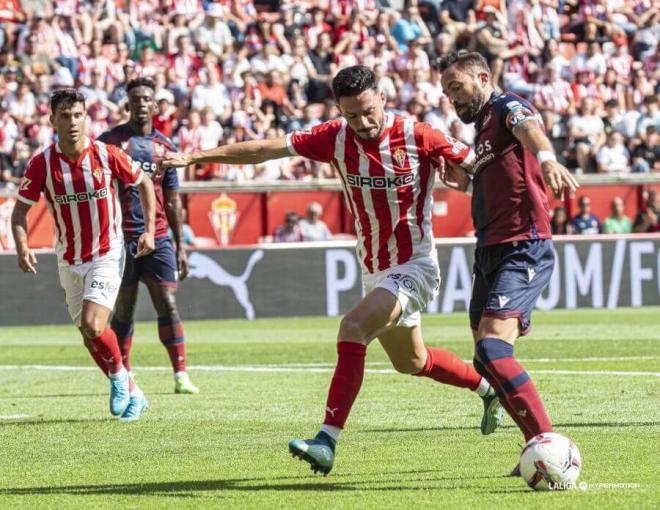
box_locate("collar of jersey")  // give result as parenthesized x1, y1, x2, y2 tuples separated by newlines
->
(475, 92, 499, 130)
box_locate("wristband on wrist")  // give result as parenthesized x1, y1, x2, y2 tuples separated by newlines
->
(537, 150, 557, 165)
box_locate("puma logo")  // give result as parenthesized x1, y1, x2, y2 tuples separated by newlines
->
(187, 251, 264, 320)
(517, 409, 527, 417)
(325, 406, 339, 417)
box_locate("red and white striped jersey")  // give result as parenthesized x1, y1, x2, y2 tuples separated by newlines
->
(287, 113, 474, 274)
(17, 137, 144, 266)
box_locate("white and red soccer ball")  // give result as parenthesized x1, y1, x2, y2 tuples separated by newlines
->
(520, 432, 582, 491)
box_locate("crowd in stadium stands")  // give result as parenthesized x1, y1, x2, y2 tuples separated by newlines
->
(0, 0, 658, 231)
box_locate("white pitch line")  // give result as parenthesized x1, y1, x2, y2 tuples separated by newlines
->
(0, 414, 31, 420)
(0, 365, 657, 377)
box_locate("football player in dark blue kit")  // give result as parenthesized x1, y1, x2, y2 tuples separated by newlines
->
(437, 51, 579, 474)
(99, 78, 199, 400)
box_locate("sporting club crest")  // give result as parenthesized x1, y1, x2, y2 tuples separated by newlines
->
(393, 148, 407, 167)
(92, 167, 103, 184)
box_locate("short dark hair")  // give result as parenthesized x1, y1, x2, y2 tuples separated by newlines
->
(126, 77, 156, 94)
(437, 50, 490, 74)
(332, 65, 377, 101)
(50, 88, 85, 114)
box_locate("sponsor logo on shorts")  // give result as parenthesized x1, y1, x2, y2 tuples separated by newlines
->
(54, 187, 109, 204)
(388, 273, 417, 293)
(498, 295, 510, 308)
(90, 279, 117, 294)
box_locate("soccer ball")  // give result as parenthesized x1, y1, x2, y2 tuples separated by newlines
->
(520, 432, 581, 491)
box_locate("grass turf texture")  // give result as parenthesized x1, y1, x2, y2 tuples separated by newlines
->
(0, 308, 658, 509)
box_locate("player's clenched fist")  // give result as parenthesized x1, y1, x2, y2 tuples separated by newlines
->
(437, 157, 471, 193)
(17, 249, 37, 274)
(135, 232, 155, 258)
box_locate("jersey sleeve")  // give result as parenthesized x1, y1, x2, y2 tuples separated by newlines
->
(285, 120, 339, 163)
(162, 167, 179, 190)
(16, 153, 46, 206)
(421, 124, 476, 171)
(106, 143, 144, 186)
(501, 96, 540, 133)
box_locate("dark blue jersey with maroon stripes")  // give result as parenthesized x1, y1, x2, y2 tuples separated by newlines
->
(98, 123, 178, 240)
(471, 91, 552, 247)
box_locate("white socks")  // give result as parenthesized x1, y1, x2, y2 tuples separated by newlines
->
(475, 377, 491, 397)
(320, 424, 341, 442)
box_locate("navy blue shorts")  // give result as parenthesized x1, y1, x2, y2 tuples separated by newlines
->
(122, 236, 178, 288)
(469, 239, 554, 335)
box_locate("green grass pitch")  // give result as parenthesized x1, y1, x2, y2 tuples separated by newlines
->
(0, 308, 658, 509)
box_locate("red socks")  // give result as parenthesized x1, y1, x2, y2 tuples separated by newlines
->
(85, 327, 124, 375)
(473, 357, 535, 440)
(414, 347, 482, 390)
(476, 338, 552, 440)
(110, 317, 134, 371)
(158, 315, 187, 373)
(323, 341, 367, 429)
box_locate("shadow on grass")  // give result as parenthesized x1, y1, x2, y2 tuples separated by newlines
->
(361, 421, 659, 434)
(0, 472, 505, 496)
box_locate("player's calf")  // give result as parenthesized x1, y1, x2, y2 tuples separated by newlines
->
(476, 337, 552, 439)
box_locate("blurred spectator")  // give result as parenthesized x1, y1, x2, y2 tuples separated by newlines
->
(194, 4, 233, 58)
(571, 196, 602, 235)
(633, 189, 660, 233)
(631, 126, 659, 173)
(299, 201, 332, 241)
(0, 0, 655, 189)
(603, 197, 633, 234)
(274, 211, 303, 242)
(532, 63, 575, 136)
(550, 205, 570, 235)
(567, 96, 605, 173)
(390, 3, 431, 52)
(596, 131, 630, 174)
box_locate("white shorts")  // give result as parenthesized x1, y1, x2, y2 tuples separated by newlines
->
(362, 255, 441, 328)
(57, 248, 125, 327)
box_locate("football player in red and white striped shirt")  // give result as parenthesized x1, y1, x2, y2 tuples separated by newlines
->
(11, 88, 157, 420)
(161, 65, 503, 475)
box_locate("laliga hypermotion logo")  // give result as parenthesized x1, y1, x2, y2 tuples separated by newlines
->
(187, 251, 264, 319)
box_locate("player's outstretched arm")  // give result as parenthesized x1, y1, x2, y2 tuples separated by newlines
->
(11, 200, 37, 274)
(135, 175, 156, 258)
(161, 136, 291, 168)
(512, 119, 579, 199)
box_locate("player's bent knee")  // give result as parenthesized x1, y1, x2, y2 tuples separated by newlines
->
(338, 314, 368, 344)
(392, 356, 425, 375)
(81, 324, 105, 340)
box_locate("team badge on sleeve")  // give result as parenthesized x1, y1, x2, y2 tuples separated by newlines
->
(19, 177, 32, 191)
(505, 101, 536, 130)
